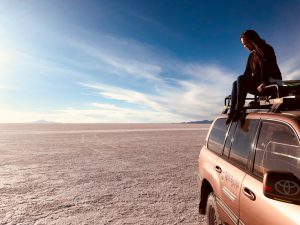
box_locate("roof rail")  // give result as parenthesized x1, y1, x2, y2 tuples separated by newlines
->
(223, 80, 300, 114)
(267, 80, 300, 98)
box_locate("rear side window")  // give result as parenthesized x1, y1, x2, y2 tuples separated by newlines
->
(254, 121, 300, 178)
(207, 118, 228, 155)
(229, 119, 259, 168)
(223, 122, 237, 157)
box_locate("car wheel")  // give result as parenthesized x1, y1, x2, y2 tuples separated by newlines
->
(206, 193, 222, 225)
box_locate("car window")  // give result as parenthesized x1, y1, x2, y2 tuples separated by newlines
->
(229, 119, 259, 168)
(223, 122, 237, 157)
(207, 118, 228, 155)
(254, 121, 300, 179)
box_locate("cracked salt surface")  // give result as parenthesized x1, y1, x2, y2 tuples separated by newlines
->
(0, 123, 209, 225)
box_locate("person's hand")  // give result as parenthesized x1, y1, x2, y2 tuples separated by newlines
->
(257, 83, 265, 93)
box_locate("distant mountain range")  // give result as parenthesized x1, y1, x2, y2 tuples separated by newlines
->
(31, 120, 58, 124)
(182, 120, 213, 124)
(30, 120, 213, 124)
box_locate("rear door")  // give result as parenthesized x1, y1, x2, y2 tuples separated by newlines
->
(240, 120, 300, 225)
(212, 119, 259, 225)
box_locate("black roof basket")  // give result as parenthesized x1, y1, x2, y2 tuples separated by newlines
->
(223, 80, 300, 114)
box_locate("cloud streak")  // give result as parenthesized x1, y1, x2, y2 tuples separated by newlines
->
(65, 33, 237, 121)
(80, 61, 236, 122)
(66, 36, 165, 82)
(0, 85, 16, 90)
(280, 57, 300, 80)
(82, 83, 164, 112)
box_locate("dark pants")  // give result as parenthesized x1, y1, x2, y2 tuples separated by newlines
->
(231, 75, 261, 112)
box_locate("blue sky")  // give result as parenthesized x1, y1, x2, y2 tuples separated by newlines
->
(1, 0, 300, 123)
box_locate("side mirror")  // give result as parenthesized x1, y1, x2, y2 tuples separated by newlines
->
(263, 171, 300, 205)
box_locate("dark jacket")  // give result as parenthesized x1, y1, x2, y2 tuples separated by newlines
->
(243, 44, 282, 85)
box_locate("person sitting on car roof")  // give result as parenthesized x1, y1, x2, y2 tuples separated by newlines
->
(226, 29, 282, 124)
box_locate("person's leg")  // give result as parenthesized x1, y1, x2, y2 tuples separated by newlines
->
(232, 75, 259, 122)
(226, 80, 238, 124)
(230, 80, 237, 113)
(236, 75, 250, 111)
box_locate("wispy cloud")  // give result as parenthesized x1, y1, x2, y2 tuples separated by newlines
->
(182, 63, 235, 85)
(65, 32, 238, 122)
(129, 11, 181, 39)
(0, 85, 16, 90)
(58, 104, 184, 123)
(280, 57, 300, 80)
(66, 36, 165, 82)
(98, 55, 162, 81)
(80, 61, 236, 122)
(82, 83, 165, 111)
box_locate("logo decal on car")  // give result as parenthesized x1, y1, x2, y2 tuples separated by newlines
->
(223, 171, 239, 189)
(275, 180, 300, 196)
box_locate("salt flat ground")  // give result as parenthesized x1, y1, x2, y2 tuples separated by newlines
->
(0, 123, 210, 225)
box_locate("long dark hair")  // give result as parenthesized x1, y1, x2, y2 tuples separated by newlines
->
(241, 30, 267, 68)
(241, 30, 266, 55)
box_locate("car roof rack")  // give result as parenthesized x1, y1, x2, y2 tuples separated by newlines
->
(223, 80, 300, 114)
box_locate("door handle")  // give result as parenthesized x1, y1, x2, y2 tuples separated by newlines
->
(215, 165, 222, 173)
(243, 187, 256, 201)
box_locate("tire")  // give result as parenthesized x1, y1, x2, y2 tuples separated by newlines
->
(206, 193, 222, 225)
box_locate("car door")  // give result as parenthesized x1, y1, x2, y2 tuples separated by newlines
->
(212, 119, 259, 225)
(239, 120, 300, 225)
